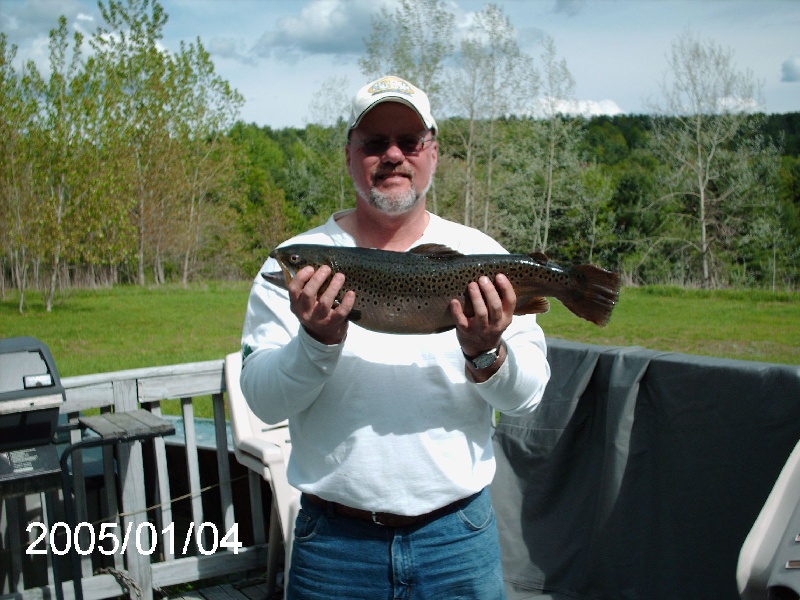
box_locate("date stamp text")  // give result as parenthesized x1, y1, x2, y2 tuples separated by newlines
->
(26, 521, 242, 556)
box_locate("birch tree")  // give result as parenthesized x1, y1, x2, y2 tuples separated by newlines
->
(91, 0, 181, 286)
(496, 37, 583, 254)
(532, 36, 582, 253)
(360, 0, 455, 109)
(649, 30, 771, 287)
(35, 18, 95, 310)
(448, 4, 534, 231)
(172, 39, 244, 285)
(0, 35, 38, 310)
(306, 76, 351, 218)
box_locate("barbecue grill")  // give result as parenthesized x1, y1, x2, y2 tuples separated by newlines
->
(1, 337, 176, 600)
(0, 336, 65, 498)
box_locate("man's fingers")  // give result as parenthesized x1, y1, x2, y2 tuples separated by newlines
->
(289, 266, 352, 346)
(301, 265, 332, 299)
(288, 265, 316, 293)
(450, 298, 467, 328)
(494, 273, 517, 314)
(336, 290, 356, 317)
(454, 275, 518, 359)
(476, 276, 504, 322)
(317, 271, 344, 308)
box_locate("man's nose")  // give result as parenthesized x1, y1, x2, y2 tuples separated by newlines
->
(381, 141, 406, 163)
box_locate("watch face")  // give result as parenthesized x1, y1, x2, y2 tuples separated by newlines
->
(472, 350, 498, 370)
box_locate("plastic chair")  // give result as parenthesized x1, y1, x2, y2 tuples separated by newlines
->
(225, 351, 300, 599)
(737, 439, 800, 600)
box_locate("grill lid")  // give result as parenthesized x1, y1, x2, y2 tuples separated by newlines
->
(0, 337, 65, 451)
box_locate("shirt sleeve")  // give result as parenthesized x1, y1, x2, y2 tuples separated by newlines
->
(449, 227, 551, 416)
(239, 258, 345, 424)
(471, 313, 550, 416)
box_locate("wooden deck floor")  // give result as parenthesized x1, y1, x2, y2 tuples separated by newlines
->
(171, 577, 282, 600)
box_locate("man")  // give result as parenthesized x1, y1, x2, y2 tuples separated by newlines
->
(240, 75, 550, 599)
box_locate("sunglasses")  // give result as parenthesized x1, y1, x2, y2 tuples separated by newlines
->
(352, 133, 434, 156)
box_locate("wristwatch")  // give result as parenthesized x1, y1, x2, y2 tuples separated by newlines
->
(462, 344, 502, 370)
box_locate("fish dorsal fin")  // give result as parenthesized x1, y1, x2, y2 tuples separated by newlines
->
(529, 251, 549, 265)
(409, 243, 464, 259)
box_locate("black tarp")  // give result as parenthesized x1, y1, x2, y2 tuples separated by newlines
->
(491, 338, 800, 600)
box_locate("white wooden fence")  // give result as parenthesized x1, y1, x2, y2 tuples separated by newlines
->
(0, 360, 270, 600)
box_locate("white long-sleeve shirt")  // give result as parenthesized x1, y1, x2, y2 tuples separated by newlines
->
(240, 210, 550, 515)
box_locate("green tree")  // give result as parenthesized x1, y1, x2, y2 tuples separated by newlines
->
(172, 38, 244, 285)
(360, 0, 455, 111)
(494, 38, 583, 252)
(448, 4, 535, 231)
(494, 114, 583, 257)
(305, 76, 352, 219)
(229, 123, 299, 273)
(35, 17, 96, 310)
(538, 37, 579, 253)
(308, 74, 350, 127)
(576, 164, 616, 264)
(91, 0, 182, 286)
(649, 30, 776, 287)
(610, 150, 665, 282)
(0, 34, 39, 310)
(777, 155, 800, 240)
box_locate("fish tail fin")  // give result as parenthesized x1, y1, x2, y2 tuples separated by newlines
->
(561, 265, 621, 326)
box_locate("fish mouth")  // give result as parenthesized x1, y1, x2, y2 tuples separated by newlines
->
(281, 261, 299, 285)
(266, 248, 298, 287)
(261, 269, 288, 289)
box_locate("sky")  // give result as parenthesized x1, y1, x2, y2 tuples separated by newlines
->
(2, 0, 799, 129)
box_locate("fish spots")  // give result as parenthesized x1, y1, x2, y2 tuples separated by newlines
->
(269, 243, 620, 331)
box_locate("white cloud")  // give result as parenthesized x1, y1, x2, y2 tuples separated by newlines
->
(553, 0, 585, 17)
(719, 96, 762, 113)
(781, 56, 800, 83)
(528, 96, 623, 118)
(2, 0, 96, 40)
(253, 0, 386, 59)
(206, 37, 257, 66)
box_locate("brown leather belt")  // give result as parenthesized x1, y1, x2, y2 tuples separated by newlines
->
(304, 493, 468, 527)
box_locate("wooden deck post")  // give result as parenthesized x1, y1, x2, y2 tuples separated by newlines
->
(114, 379, 154, 600)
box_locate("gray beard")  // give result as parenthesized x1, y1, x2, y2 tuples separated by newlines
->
(368, 187, 419, 214)
(356, 180, 432, 215)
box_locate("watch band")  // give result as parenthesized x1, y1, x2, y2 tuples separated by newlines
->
(462, 343, 502, 370)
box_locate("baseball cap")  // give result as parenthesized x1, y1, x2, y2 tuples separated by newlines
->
(348, 75, 437, 135)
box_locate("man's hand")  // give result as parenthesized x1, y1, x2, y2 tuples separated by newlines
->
(288, 265, 355, 346)
(450, 273, 516, 380)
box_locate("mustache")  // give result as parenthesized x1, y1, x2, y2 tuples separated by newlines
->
(373, 166, 414, 180)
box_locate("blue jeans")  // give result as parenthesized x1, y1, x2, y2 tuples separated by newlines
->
(287, 487, 507, 600)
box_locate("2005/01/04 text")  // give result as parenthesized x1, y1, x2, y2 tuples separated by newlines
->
(26, 521, 242, 556)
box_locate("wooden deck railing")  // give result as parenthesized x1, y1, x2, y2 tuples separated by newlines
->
(0, 360, 270, 600)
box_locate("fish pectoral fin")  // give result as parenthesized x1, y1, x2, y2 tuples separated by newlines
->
(514, 296, 550, 316)
(408, 243, 463, 258)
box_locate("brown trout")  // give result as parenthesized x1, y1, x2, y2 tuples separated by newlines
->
(263, 243, 620, 334)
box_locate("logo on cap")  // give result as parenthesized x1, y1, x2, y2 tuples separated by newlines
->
(368, 76, 414, 97)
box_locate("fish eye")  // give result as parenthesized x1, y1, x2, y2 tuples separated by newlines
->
(289, 254, 301, 264)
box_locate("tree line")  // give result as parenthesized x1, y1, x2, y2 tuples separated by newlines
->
(1, 0, 798, 314)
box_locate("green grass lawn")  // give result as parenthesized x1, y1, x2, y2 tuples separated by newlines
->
(538, 286, 799, 366)
(0, 281, 252, 377)
(1, 283, 798, 381)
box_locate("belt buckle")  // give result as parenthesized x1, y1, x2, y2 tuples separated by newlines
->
(371, 512, 386, 526)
